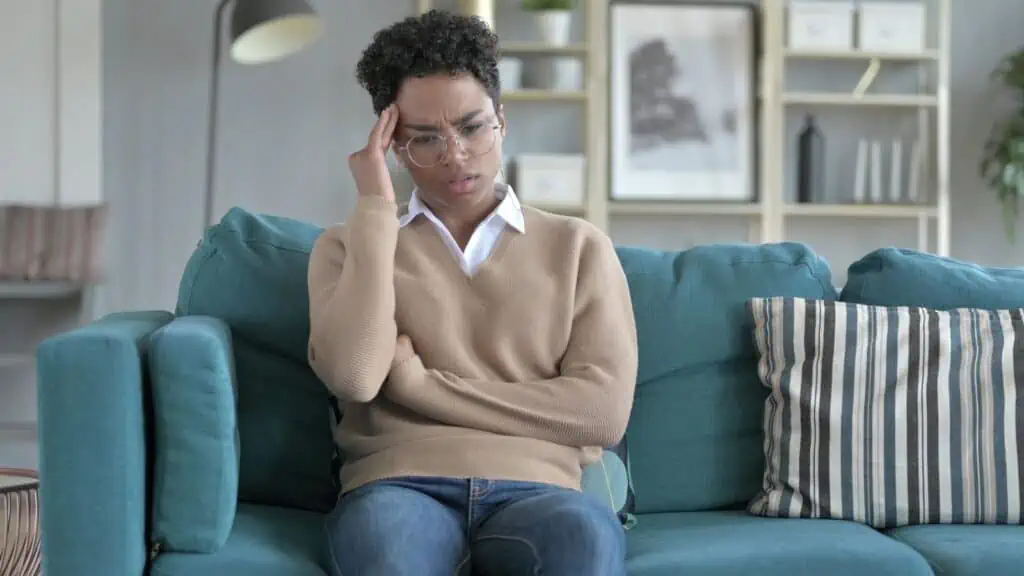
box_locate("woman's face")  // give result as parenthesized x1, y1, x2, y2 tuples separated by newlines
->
(392, 73, 506, 213)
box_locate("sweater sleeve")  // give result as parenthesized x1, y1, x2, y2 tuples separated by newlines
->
(387, 232, 638, 447)
(307, 196, 400, 403)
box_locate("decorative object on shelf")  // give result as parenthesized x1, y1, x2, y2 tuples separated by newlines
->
(204, 0, 324, 233)
(907, 140, 923, 203)
(0, 468, 41, 576)
(857, 1, 926, 54)
(459, 0, 495, 29)
(514, 154, 586, 208)
(869, 140, 883, 203)
(853, 138, 868, 203)
(0, 206, 107, 282)
(980, 48, 1024, 241)
(610, 1, 757, 202)
(888, 139, 903, 203)
(787, 0, 854, 52)
(521, 0, 576, 46)
(520, 0, 578, 91)
(498, 57, 524, 90)
(795, 115, 825, 203)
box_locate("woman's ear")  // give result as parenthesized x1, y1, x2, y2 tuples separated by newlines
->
(498, 105, 508, 137)
(391, 143, 406, 168)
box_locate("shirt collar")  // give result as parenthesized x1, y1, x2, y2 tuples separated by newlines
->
(399, 181, 526, 233)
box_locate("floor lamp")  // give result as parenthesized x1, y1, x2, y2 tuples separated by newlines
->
(204, 0, 324, 231)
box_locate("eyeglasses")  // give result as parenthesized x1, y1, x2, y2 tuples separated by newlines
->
(397, 121, 501, 168)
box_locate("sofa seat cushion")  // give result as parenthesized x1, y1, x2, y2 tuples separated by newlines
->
(887, 524, 1024, 576)
(150, 503, 329, 576)
(626, 511, 932, 576)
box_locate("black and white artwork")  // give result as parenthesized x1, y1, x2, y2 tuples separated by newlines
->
(610, 2, 756, 202)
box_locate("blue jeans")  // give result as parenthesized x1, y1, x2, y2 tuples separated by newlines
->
(324, 476, 626, 576)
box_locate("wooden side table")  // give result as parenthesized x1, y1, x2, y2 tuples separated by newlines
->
(0, 468, 40, 576)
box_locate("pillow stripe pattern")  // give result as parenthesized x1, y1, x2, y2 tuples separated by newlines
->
(748, 296, 1024, 528)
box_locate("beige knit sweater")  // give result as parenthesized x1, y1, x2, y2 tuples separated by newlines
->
(307, 195, 638, 493)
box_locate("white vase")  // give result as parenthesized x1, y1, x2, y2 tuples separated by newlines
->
(532, 10, 572, 46)
(498, 58, 523, 90)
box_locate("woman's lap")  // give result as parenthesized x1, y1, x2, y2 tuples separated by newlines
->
(323, 476, 625, 576)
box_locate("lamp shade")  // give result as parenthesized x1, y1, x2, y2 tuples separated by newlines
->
(229, 0, 323, 65)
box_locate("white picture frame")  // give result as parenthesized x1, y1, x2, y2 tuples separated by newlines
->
(609, 1, 757, 202)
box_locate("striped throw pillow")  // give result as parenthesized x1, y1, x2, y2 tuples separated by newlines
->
(747, 296, 1024, 528)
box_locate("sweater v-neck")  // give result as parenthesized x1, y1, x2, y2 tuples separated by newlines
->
(411, 217, 519, 281)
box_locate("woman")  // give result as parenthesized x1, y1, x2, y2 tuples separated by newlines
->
(307, 9, 638, 576)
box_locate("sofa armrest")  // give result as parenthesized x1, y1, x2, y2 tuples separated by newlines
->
(37, 311, 174, 576)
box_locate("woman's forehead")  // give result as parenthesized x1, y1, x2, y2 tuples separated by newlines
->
(395, 74, 493, 126)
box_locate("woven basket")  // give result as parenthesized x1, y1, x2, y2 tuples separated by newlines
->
(0, 468, 40, 576)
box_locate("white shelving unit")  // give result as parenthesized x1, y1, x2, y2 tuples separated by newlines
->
(762, 0, 952, 256)
(416, 0, 951, 257)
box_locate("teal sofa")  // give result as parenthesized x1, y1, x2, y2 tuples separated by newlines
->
(36, 208, 1024, 576)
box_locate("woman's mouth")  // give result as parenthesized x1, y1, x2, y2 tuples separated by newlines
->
(447, 175, 479, 195)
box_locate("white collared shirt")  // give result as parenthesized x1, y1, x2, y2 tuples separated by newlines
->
(399, 182, 526, 275)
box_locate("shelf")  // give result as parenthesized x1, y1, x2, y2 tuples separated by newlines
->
(0, 281, 83, 299)
(784, 204, 938, 218)
(500, 42, 588, 56)
(526, 202, 585, 215)
(610, 202, 763, 216)
(502, 90, 587, 102)
(784, 48, 940, 61)
(0, 355, 33, 369)
(783, 92, 938, 107)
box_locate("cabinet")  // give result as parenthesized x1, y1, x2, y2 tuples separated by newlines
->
(0, 0, 103, 468)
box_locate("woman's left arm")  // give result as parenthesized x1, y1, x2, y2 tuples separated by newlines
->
(387, 233, 638, 448)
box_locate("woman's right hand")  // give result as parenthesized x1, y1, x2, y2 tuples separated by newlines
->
(349, 104, 399, 203)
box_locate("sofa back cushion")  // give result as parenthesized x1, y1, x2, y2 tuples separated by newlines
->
(617, 243, 837, 514)
(842, 248, 1024, 309)
(176, 208, 337, 513)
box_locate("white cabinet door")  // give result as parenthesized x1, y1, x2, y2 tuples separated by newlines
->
(57, 0, 103, 207)
(0, 0, 58, 206)
(0, 0, 102, 207)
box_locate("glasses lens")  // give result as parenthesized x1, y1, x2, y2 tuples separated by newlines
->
(463, 124, 496, 158)
(407, 135, 444, 167)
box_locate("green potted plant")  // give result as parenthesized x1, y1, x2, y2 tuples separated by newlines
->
(980, 47, 1024, 241)
(521, 0, 577, 46)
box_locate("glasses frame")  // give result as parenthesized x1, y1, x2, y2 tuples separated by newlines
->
(397, 122, 503, 168)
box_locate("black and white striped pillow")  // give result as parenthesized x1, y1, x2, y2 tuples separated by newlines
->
(747, 296, 1024, 528)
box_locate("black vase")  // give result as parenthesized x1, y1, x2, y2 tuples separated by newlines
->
(796, 115, 826, 204)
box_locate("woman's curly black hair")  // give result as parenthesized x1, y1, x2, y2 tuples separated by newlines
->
(356, 9, 501, 115)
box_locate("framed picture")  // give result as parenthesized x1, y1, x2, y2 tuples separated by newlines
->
(609, 1, 758, 202)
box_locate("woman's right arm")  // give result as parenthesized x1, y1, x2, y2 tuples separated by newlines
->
(307, 196, 399, 403)
(307, 105, 401, 403)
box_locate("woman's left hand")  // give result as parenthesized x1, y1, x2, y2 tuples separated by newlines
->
(392, 334, 417, 369)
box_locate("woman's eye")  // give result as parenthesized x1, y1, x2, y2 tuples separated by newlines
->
(461, 123, 483, 135)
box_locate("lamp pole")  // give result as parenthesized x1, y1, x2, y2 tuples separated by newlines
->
(204, 0, 234, 234)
